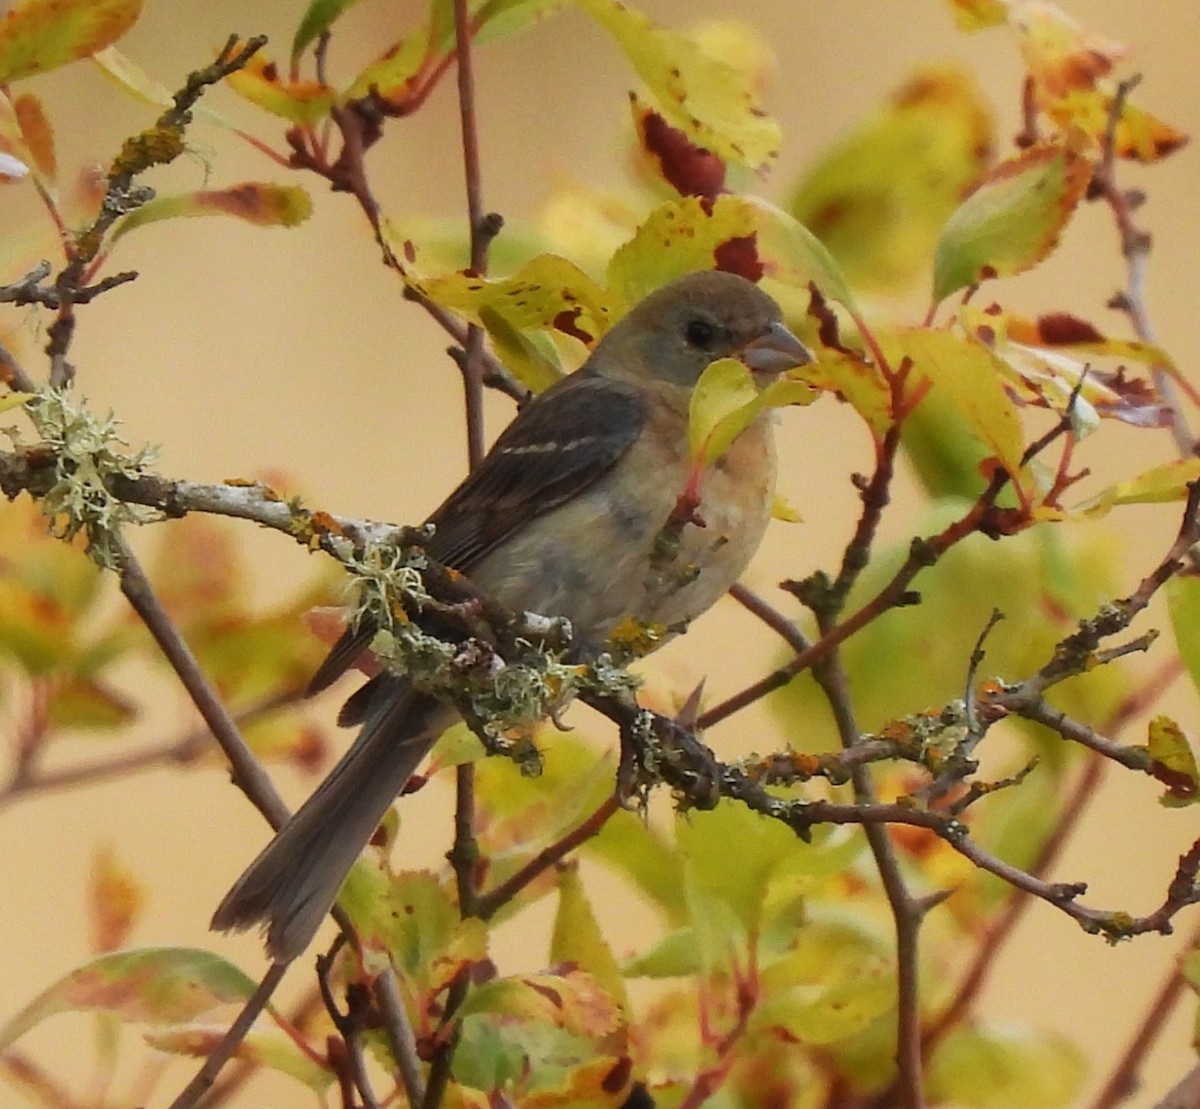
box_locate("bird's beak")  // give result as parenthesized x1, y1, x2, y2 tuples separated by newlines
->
(741, 321, 813, 374)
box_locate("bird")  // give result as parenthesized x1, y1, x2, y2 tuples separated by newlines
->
(212, 269, 812, 962)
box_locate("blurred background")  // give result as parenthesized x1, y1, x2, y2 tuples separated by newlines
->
(2, 0, 1199, 1104)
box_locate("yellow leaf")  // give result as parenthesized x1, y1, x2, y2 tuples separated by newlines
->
(90, 845, 144, 953)
(1147, 715, 1200, 808)
(1074, 459, 1200, 519)
(882, 327, 1026, 478)
(771, 492, 803, 522)
(791, 66, 994, 294)
(551, 865, 629, 1010)
(417, 255, 616, 348)
(0, 0, 141, 84)
(932, 141, 1091, 302)
(947, 0, 1009, 31)
(226, 47, 336, 125)
(573, 0, 779, 169)
(345, 24, 432, 103)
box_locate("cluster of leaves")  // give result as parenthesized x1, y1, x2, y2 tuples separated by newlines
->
(3, 0, 1200, 1108)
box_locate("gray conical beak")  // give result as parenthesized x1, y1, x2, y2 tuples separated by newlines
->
(742, 321, 813, 374)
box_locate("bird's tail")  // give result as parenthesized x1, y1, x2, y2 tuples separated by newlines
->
(212, 677, 449, 962)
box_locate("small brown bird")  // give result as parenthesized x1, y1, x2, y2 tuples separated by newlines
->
(212, 270, 811, 962)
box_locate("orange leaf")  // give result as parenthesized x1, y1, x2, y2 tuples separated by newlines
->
(13, 93, 55, 179)
(0, 0, 141, 84)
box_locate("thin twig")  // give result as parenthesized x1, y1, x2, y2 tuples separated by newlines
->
(163, 962, 289, 1109)
(375, 970, 427, 1108)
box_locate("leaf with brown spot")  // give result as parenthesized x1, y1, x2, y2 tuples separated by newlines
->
(932, 141, 1091, 303)
(0, 0, 141, 84)
(226, 45, 336, 124)
(574, 0, 779, 169)
(110, 183, 313, 241)
(790, 65, 994, 294)
(631, 94, 725, 199)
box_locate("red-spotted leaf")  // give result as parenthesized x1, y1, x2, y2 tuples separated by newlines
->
(0, 0, 141, 84)
(226, 47, 336, 124)
(89, 845, 144, 953)
(0, 948, 259, 1049)
(111, 183, 313, 241)
(573, 0, 779, 169)
(631, 94, 725, 199)
(416, 255, 616, 348)
(932, 142, 1091, 303)
(790, 66, 994, 295)
(1147, 715, 1200, 808)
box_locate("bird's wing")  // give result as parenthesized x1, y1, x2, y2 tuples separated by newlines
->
(308, 370, 645, 695)
(427, 369, 645, 571)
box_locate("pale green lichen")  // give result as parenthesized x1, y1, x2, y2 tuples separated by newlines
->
(328, 534, 643, 770)
(21, 389, 161, 568)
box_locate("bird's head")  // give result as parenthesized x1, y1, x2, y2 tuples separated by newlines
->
(596, 270, 812, 388)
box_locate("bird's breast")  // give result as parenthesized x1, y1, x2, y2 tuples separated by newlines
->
(470, 403, 776, 648)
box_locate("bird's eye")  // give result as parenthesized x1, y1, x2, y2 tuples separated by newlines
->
(685, 318, 720, 350)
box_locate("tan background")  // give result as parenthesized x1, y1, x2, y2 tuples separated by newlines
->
(2, 0, 1199, 1104)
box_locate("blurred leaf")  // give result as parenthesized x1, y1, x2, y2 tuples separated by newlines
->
(112, 183, 312, 241)
(582, 807, 687, 925)
(1169, 577, 1200, 710)
(91, 45, 235, 131)
(145, 1024, 333, 1090)
(574, 0, 779, 169)
(622, 927, 699, 978)
(291, 0, 367, 64)
(12, 93, 55, 180)
(1010, 3, 1186, 162)
(345, 23, 432, 102)
(947, 0, 1008, 32)
(551, 865, 628, 1010)
(927, 1024, 1087, 1107)
(0, 0, 141, 84)
(1074, 458, 1200, 519)
(149, 515, 243, 623)
(790, 66, 993, 294)
(89, 844, 144, 953)
(1147, 715, 1200, 808)
(932, 142, 1090, 303)
(0, 948, 257, 1049)
(227, 47, 336, 124)
(46, 674, 134, 728)
(752, 958, 895, 1046)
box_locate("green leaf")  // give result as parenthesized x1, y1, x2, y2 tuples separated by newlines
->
(0, 948, 258, 1049)
(688, 357, 815, 466)
(0, 0, 141, 84)
(1147, 714, 1200, 808)
(1169, 577, 1200, 710)
(927, 1024, 1087, 1107)
(932, 142, 1091, 303)
(46, 675, 134, 729)
(573, 0, 779, 169)
(479, 304, 564, 393)
(112, 183, 313, 241)
(790, 66, 994, 294)
(551, 866, 628, 1009)
(291, 0, 367, 64)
